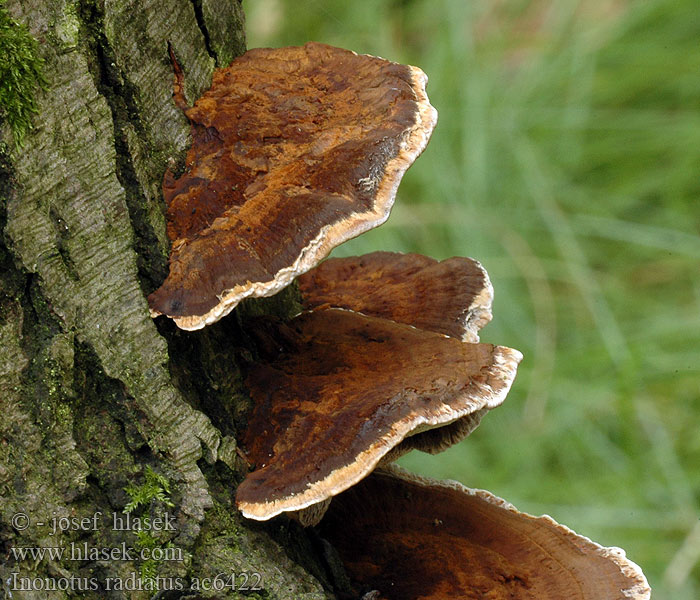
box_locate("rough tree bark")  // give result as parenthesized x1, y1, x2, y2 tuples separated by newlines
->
(0, 1, 335, 598)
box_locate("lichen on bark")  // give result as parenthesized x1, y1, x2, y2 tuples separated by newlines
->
(0, 2, 334, 598)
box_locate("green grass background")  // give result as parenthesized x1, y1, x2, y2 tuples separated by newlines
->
(244, 1, 700, 597)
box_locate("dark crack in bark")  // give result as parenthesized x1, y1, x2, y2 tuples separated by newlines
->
(191, 0, 215, 60)
(78, 0, 169, 293)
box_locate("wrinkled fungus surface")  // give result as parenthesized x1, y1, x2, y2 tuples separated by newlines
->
(298, 251, 493, 342)
(319, 467, 651, 600)
(149, 43, 437, 330)
(236, 308, 521, 520)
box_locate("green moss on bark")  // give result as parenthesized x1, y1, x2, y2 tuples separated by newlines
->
(0, 0, 47, 147)
(191, 497, 332, 600)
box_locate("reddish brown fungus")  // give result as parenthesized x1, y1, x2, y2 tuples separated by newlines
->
(148, 43, 437, 330)
(318, 466, 651, 600)
(297, 251, 493, 342)
(236, 308, 521, 521)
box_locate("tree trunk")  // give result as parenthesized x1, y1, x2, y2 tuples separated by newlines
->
(0, 1, 333, 598)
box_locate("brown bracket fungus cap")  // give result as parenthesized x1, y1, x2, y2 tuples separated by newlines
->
(297, 251, 493, 342)
(297, 251, 501, 459)
(318, 465, 651, 600)
(236, 308, 522, 522)
(148, 42, 438, 330)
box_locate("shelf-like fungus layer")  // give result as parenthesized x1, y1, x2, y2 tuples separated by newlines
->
(297, 251, 493, 342)
(297, 251, 497, 460)
(237, 308, 521, 521)
(318, 466, 651, 600)
(148, 42, 437, 330)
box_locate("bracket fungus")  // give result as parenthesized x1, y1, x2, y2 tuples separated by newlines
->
(141, 36, 649, 595)
(235, 252, 522, 522)
(297, 251, 493, 342)
(148, 42, 437, 330)
(300, 251, 501, 457)
(319, 465, 651, 600)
